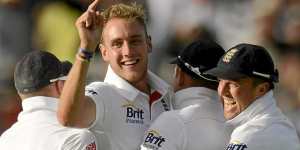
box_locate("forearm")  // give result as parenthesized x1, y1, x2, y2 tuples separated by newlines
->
(58, 0, 101, 128)
(58, 54, 90, 127)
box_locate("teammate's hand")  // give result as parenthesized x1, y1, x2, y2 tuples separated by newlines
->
(76, 0, 102, 52)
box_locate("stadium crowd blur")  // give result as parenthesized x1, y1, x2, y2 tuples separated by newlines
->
(1, 0, 300, 138)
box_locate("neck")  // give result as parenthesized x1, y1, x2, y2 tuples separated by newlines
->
(132, 76, 150, 95)
(19, 85, 59, 100)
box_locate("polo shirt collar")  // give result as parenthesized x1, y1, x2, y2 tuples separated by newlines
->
(173, 87, 218, 109)
(104, 65, 171, 102)
(22, 96, 58, 112)
(147, 71, 171, 99)
(18, 96, 58, 122)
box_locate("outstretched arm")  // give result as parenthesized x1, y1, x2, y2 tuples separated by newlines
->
(57, 0, 103, 128)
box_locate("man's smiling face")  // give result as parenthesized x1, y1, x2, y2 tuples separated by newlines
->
(218, 77, 260, 120)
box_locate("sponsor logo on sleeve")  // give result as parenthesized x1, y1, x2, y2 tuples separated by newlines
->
(85, 142, 96, 150)
(86, 89, 98, 95)
(142, 130, 166, 150)
(122, 100, 144, 124)
(225, 140, 247, 150)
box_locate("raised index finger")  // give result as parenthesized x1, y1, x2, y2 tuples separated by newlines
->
(88, 0, 101, 11)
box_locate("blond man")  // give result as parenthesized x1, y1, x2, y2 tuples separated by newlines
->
(57, 1, 173, 150)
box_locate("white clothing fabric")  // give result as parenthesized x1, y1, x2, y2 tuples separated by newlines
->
(225, 91, 300, 150)
(141, 87, 230, 150)
(0, 96, 98, 150)
(86, 66, 173, 150)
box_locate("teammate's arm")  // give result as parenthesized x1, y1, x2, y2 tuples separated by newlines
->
(57, 0, 103, 128)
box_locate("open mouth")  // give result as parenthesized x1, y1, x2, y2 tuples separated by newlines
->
(223, 98, 236, 105)
(121, 59, 140, 66)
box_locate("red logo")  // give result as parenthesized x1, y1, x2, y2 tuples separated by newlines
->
(86, 142, 96, 150)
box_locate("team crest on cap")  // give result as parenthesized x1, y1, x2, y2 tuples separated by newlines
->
(223, 48, 238, 63)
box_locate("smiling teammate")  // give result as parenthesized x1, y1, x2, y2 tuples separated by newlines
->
(206, 43, 300, 150)
(57, 1, 172, 150)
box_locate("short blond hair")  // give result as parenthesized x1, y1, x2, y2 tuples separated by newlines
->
(101, 3, 148, 34)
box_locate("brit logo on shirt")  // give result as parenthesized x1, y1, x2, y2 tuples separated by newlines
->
(225, 140, 248, 150)
(122, 100, 144, 124)
(142, 130, 166, 150)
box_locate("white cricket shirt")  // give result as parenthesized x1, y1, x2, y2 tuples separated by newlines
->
(225, 91, 300, 150)
(140, 87, 230, 150)
(0, 96, 98, 150)
(86, 66, 173, 150)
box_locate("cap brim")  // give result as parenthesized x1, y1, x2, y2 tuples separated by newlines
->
(205, 67, 247, 80)
(50, 76, 67, 83)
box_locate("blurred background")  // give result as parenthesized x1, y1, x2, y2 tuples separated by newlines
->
(0, 0, 300, 138)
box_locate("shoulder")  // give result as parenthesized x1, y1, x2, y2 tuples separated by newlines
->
(230, 117, 300, 149)
(142, 111, 185, 150)
(145, 110, 186, 140)
(155, 110, 182, 126)
(236, 115, 296, 136)
(86, 81, 111, 91)
(178, 104, 225, 124)
(145, 110, 184, 135)
(85, 81, 117, 97)
(177, 105, 201, 123)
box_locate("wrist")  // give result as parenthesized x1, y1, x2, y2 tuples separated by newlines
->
(80, 43, 96, 52)
(77, 48, 94, 61)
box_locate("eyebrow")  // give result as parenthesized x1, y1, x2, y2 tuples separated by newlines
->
(129, 34, 144, 39)
(110, 34, 144, 41)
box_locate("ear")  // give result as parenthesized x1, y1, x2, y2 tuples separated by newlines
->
(175, 66, 185, 86)
(55, 81, 65, 95)
(146, 35, 152, 53)
(174, 65, 179, 79)
(255, 82, 270, 98)
(173, 65, 184, 92)
(100, 44, 109, 61)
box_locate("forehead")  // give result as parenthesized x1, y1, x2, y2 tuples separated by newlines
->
(221, 77, 254, 85)
(102, 18, 146, 41)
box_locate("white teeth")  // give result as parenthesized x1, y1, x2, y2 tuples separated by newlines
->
(123, 59, 138, 65)
(223, 99, 236, 105)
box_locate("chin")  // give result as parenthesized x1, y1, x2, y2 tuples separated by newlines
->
(126, 74, 143, 83)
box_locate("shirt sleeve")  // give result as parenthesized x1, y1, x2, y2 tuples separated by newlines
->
(85, 82, 106, 129)
(62, 129, 98, 150)
(140, 111, 185, 150)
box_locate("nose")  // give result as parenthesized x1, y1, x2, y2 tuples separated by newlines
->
(218, 80, 230, 97)
(122, 41, 134, 57)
